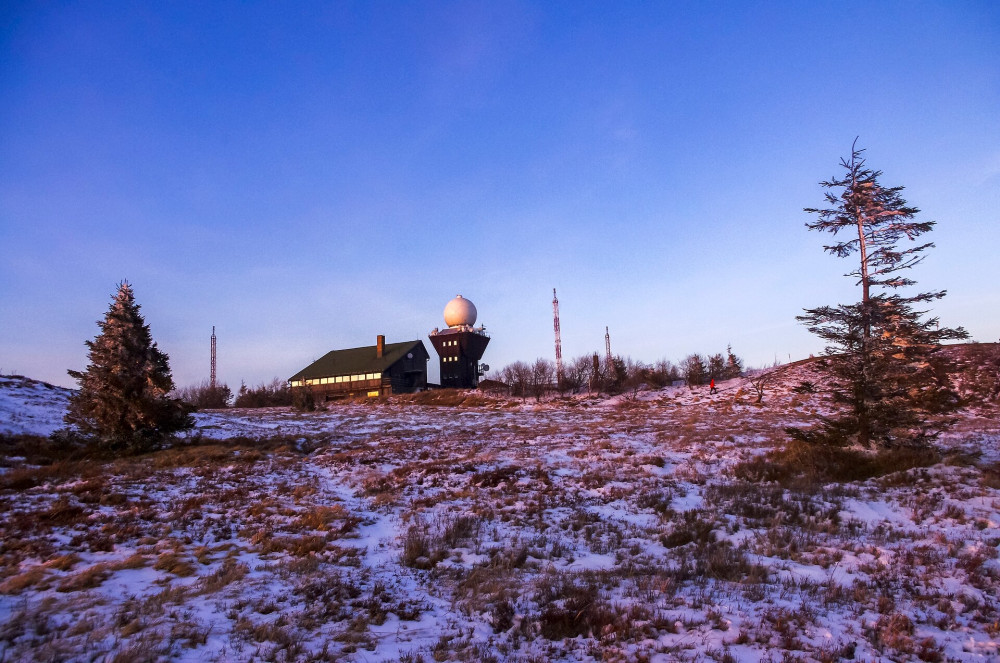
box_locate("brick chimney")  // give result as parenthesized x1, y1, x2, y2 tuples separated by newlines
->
(376, 335, 385, 358)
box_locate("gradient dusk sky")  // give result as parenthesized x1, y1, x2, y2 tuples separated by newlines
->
(2, 1, 998, 389)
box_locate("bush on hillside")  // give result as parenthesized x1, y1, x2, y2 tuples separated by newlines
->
(175, 380, 232, 409)
(233, 379, 292, 408)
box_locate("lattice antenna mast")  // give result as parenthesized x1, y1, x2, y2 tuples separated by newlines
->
(552, 288, 563, 383)
(210, 326, 217, 389)
(604, 326, 613, 374)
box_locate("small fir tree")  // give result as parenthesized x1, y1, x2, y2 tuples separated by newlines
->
(608, 356, 628, 394)
(724, 345, 744, 379)
(202, 383, 232, 409)
(291, 384, 317, 411)
(66, 282, 192, 453)
(590, 353, 602, 394)
(707, 353, 726, 381)
(795, 142, 967, 448)
(682, 353, 708, 386)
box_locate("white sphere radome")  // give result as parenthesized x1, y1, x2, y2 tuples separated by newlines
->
(443, 295, 477, 327)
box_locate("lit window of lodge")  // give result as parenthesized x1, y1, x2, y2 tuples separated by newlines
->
(293, 372, 381, 387)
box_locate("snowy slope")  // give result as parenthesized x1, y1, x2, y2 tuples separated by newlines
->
(0, 353, 998, 662)
(0, 376, 73, 436)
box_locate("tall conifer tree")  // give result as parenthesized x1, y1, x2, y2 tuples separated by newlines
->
(796, 142, 967, 448)
(724, 345, 744, 379)
(66, 282, 192, 453)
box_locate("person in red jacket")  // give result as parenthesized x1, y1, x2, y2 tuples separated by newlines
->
(709, 378, 718, 394)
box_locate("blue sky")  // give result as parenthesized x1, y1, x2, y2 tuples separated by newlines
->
(2, 1, 998, 389)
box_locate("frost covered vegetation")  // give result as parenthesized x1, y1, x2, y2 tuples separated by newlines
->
(1, 345, 999, 662)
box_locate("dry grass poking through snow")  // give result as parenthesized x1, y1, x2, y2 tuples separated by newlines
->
(1, 348, 999, 661)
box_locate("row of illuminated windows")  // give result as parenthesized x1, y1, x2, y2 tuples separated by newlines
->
(290, 372, 382, 388)
(442, 340, 459, 347)
(443, 356, 463, 363)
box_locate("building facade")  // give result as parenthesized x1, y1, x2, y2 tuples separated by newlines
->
(288, 336, 429, 400)
(429, 295, 490, 389)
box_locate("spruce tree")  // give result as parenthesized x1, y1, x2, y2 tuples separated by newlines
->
(795, 142, 967, 448)
(682, 354, 708, 386)
(609, 356, 628, 394)
(66, 282, 192, 454)
(707, 353, 726, 381)
(724, 345, 743, 379)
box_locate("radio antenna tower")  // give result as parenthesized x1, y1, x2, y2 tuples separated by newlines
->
(604, 326, 613, 374)
(552, 288, 563, 384)
(210, 326, 217, 389)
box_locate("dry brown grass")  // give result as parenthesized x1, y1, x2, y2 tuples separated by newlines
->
(292, 504, 358, 533)
(732, 440, 939, 487)
(57, 562, 111, 592)
(198, 558, 249, 594)
(153, 552, 196, 577)
(111, 553, 151, 571)
(393, 389, 509, 407)
(260, 534, 328, 557)
(981, 462, 1000, 489)
(38, 496, 88, 526)
(149, 444, 241, 469)
(43, 552, 82, 571)
(0, 566, 49, 594)
(396, 389, 471, 406)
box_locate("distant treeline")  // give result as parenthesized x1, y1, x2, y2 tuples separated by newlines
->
(175, 378, 293, 409)
(175, 347, 747, 408)
(485, 346, 744, 400)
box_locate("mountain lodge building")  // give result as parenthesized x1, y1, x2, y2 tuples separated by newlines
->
(288, 336, 429, 399)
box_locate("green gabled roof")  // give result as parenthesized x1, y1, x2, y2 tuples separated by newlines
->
(289, 340, 427, 381)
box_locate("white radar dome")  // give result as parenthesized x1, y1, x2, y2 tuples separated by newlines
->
(443, 295, 477, 328)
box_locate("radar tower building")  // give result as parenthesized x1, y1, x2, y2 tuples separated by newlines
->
(429, 295, 490, 389)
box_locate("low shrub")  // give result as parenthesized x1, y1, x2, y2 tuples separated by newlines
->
(981, 462, 1000, 489)
(732, 440, 939, 486)
(0, 461, 94, 491)
(397, 389, 472, 406)
(400, 524, 445, 569)
(471, 465, 520, 488)
(233, 379, 292, 408)
(291, 386, 316, 411)
(662, 511, 715, 548)
(534, 574, 610, 640)
(636, 487, 674, 516)
(441, 514, 482, 549)
(174, 380, 232, 409)
(697, 543, 763, 581)
(0, 433, 89, 466)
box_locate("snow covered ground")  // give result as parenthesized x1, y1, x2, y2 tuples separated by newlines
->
(0, 376, 73, 437)
(1, 355, 998, 662)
